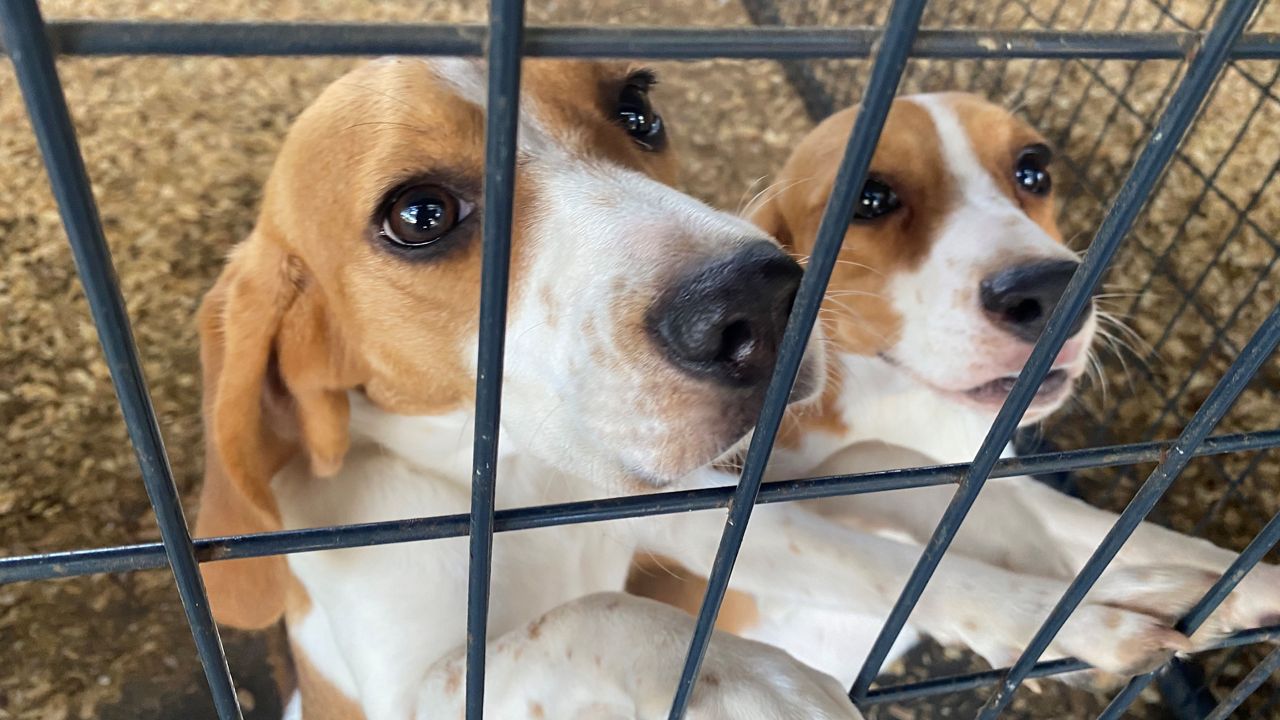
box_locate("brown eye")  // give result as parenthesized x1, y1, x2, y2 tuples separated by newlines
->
(1014, 144, 1053, 195)
(381, 184, 472, 248)
(853, 177, 901, 221)
(616, 69, 666, 151)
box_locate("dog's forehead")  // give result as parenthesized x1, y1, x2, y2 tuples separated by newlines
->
(910, 93, 1045, 181)
(421, 57, 638, 155)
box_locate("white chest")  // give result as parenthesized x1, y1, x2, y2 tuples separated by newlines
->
(272, 400, 637, 718)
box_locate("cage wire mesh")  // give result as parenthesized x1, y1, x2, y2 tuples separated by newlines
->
(742, 0, 1280, 717)
(3, 0, 1280, 718)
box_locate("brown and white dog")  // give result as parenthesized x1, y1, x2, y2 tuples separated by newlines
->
(194, 54, 1279, 717)
(193, 56, 864, 720)
(631, 93, 1280, 688)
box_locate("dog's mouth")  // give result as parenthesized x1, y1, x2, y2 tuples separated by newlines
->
(962, 367, 1072, 408)
(881, 351, 1080, 414)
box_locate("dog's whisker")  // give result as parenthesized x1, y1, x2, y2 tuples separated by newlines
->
(741, 174, 819, 219)
(735, 175, 771, 218)
(791, 254, 884, 276)
(819, 302, 891, 343)
(825, 289, 885, 300)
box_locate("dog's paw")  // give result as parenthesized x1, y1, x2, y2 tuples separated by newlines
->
(1051, 564, 1227, 675)
(1217, 562, 1280, 640)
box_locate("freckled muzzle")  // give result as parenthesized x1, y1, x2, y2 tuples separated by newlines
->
(646, 240, 803, 389)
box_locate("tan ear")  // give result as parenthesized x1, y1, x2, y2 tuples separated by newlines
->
(749, 190, 794, 251)
(194, 234, 354, 629)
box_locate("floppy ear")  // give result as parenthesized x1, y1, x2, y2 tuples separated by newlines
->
(748, 190, 794, 250)
(193, 233, 354, 629)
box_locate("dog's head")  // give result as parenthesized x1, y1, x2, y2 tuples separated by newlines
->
(753, 92, 1095, 424)
(195, 58, 823, 626)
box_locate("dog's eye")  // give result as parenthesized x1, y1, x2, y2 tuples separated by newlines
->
(853, 177, 901, 221)
(617, 71, 666, 151)
(381, 184, 473, 248)
(1014, 144, 1053, 195)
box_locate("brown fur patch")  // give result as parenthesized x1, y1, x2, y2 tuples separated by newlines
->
(625, 555, 761, 634)
(292, 643, 366, 720)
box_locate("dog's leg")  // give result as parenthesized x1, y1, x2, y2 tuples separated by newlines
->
(638, 503, 1238, 678)
(802, 444, 1280, 646)
(417, 592, 863, 720)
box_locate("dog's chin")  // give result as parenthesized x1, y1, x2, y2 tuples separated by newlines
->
(622, 428, 751, 489)
(616, 352, 825, 490)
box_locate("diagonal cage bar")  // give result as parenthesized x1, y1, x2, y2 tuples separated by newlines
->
(849, 0, 1265, 703)
(0, 2, 243, 719)
(977, 295, 1280, 718)
(860, 624, 1280, 706)
(4, 430, 1279, 585)
(465, 0, 526, 717)
(1204, 646, 1280, 720)
(1096, 506, 1280, 720)
(665, 1, 930, 716)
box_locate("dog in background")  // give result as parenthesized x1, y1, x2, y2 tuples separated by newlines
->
(630, 93, 1280, 688)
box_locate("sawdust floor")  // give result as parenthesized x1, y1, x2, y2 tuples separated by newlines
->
(3, 1, 1278, 718)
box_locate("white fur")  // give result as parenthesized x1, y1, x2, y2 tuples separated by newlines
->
(263, 82, 1280, 719)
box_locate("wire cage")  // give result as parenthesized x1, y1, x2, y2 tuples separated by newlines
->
(741, 0, 1280, 715)
(1, 0, 1279, 719)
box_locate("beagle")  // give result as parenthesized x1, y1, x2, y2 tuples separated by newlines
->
(630, 93, 1280, 688)
(194, 56, 859, 719)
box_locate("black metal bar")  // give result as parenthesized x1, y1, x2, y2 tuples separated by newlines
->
(1097, 506, 1280, 719)
(849, 0, 1263, 703)
(861, 624, 1280, 706)
(0, 3, 242, 720)
(465, 1, 524, 717)
(664, 2, 928, 716)
(1205, 647, 1280, 720)
(978, 298, 1280, 717)
(6, 429, 1280, 585)
(2, 20, 1280, 60)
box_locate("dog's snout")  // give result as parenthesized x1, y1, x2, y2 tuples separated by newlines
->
(980, 259, 1086, 342)
(648, 240, 802, 387)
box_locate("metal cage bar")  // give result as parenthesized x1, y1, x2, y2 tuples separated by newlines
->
(1096, 506, 1280, 719)
(2, 1, 1280, 718)
(849, 0, 1264, 702)
(860, 624, 1280, 706)
(0, 2, 243, 719)
(4, 429, 1280, 585)
(1204, 646, 1280, 720)
(976, 297, 1280, 717)
(464, 1, 526, 716)
(0, 21, 1278, 60)
(666, 1, 929, 715)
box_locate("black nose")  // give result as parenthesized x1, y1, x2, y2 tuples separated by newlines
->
(648, 240, 803, 387)
(980, 259, 1086, 343)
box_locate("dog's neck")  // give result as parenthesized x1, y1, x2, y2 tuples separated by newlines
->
(342, 391, 630, 505)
